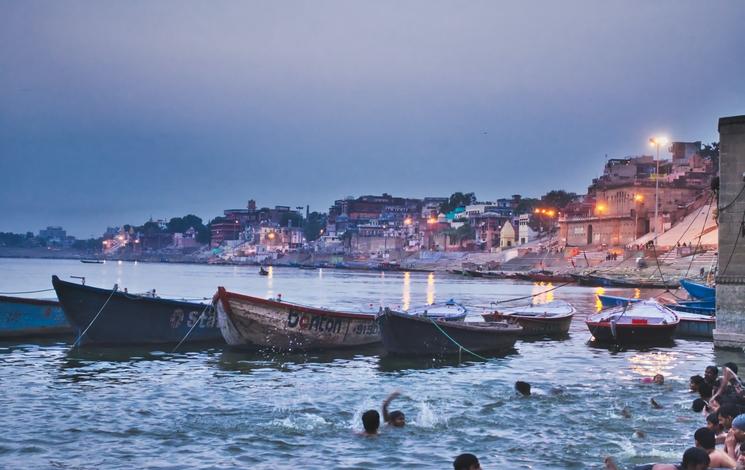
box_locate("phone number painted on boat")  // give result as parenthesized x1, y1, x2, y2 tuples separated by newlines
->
(169, 308, 216, 329)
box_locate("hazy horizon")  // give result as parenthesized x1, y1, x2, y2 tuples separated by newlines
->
(2, 1, 744, 238)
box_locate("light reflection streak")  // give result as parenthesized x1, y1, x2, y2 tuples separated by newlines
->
(402, 271, 411, 311)
(426, 272, 435, 305)
(594, 287, 606, 312)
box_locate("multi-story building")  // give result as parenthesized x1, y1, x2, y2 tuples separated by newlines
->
(559, 150, 714, 247)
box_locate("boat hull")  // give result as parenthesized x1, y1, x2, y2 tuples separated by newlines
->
(0, 295, 71, 338)
(378, 309, 521, 356)
(214, 287, 380, 351)
(680, 279, 715, 300)
(675, 313, 714, 339)
(52, 275, 221, 346)
(587, 322, 677, 343)
(482, 312, 572, 337)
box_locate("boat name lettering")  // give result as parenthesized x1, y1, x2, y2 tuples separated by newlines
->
(186, 308, 216, 328)
(287, 311, 342, 334)
(170, 309, 184, 328)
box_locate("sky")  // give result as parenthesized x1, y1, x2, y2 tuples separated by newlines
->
(2, 1, 745, 238)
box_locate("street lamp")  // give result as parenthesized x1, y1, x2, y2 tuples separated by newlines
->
(649, 136, 668, 244)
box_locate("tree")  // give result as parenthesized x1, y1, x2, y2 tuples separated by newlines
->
(700, 142, 719, 173)
(516, 197, 540, 215)
(280, 212, 304, 228)
(445, 223, 475, 248)
(540, 190, 578, 211)
(440, 192, 477, 214)
(304, 211, 327, 242)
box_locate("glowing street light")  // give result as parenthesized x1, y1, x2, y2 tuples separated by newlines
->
(404, 217, 413, 226)
(649, 136, 668, 243)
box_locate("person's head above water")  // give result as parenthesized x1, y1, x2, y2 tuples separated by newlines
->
(388, 410, 405, 427)
(515, 381, 531, 396)
(361, 410, 380, 434)
(724, 362, 739, 375)
(690, 375, 705, 391)
(681, 447, 710, 470)
(694, 427, 716, 450)
(453, 453, 481, 470)
(653, 373, 664, 385)
(707, 411, 721, 431)
(692, 398, 708, 413)
(705, 365, 719, 383)
(698, 382, 713, 400)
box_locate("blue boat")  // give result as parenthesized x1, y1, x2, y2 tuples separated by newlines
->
(679, 279, 715, 301)
(0, 295, 71, 338)
(597, 294, 641, 309)
(52, 275, 223, 346)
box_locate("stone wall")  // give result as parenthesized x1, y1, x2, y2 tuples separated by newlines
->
(713, 115, 745, 349)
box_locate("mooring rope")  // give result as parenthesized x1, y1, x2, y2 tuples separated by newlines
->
(427, 317, 489, 361)
(171, 303, 212, 353)
(71, 284, 118, 348)
(0, 288, 56, 295)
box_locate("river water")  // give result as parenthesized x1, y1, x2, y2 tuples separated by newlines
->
(0, 258, 740, 469)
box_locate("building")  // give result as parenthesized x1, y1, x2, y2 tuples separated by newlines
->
(558, 152, 714, 247)
(327, 194, 422, 236)
(210, 199, 303, 247)
(713, 116, 745, 349)
(500, 221, 516, 248)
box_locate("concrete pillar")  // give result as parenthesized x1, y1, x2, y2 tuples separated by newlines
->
(713, 115, 745, 349)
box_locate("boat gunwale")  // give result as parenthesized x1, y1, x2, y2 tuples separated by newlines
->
(215, 287, 377, 320)
(52, 275, 209, 309)
(384, 308, 523, 334)
(483, 311, 575, 323)
(0, 295, 60, 307)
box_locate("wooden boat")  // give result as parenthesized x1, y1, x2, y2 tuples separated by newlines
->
(406, 299, 467, 321)
(80, 259, 104, 264)
(674, 311, 714, 339)
(0, 295, 71, 338)
(213, 287, 380, 351)
(586, 299, 678, 343)
(378, 308, 522, 356)
(597, 294, 641, 309)
(679, 278, 715, 300)
(482, 300, 574, 337)
(573, 274, 677, 289)
(52, 275, 221, 346)
(516, 271, 575, 283)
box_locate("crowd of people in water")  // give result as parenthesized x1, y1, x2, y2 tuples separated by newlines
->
(603, 362, 745, 470)
(360, 364, 745, 469)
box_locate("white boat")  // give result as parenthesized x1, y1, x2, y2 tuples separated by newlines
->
(405, 299, 467, 321)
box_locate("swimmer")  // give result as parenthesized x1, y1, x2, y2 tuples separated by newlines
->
(650, 398, 663, 409)
(640, 374, 664, 385)
(515, 381, 531, 396)
(382, 391, 405, 427)
(605, 447, 710, 470)
(726, 415, 745, 460)
(694, 427, 736, 469)
(705, 365, 720, 387)
(453, 453, 481, 470)
(690, 375, 705, 393)
(360, 409, 380, 436)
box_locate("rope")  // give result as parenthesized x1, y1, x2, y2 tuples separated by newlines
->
(72, 284, 118, 348)
(719, 184, 745, 213)
(684, 199, 714, 278)
(172, 303, 211, 353)
(0, 288, 55, 295)
(427, 317, 489, 361)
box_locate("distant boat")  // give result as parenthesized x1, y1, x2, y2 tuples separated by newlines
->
(572, 274, 677, 289)
(52, 275, 221, 346)
(515, 271, 575, 283)
(214, 287, 381, 351)
(259, 267, 269, 276)
(377, 308, 522, 356)
(80, 259, 104, 264)
(482, 300, 575, 337)
(0, 295, 71, 338)
(680, 278, 715, 301)
(586, 299, 678, 343)
(405, 299, 467, 321)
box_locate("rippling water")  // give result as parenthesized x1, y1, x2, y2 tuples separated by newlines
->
(0, 258, 741, 469)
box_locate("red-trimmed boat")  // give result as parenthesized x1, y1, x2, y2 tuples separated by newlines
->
(585, 299, 678, 344)
(482, 300, 575, 337)
(213, 287, 380, 351)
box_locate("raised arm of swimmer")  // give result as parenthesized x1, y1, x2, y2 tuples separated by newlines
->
(383, 391, 400, 421)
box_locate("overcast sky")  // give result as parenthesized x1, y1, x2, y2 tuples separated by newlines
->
(2, 1, 744, 237)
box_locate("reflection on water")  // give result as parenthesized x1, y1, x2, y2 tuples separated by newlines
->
(1, 258, 742, 469)
(426, 272, 435, 305)
(595, 286, 606, 312)
(402, 271, 411, 311)
(531, 282, 555, 304)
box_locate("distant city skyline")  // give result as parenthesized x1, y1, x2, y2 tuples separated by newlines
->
(2, 1, 744, 237)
